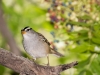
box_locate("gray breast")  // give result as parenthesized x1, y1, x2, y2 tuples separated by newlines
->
(23, 34, 49, 58)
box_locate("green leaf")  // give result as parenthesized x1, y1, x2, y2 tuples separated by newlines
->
(69, 21, 91, 27)
(0, 65, 6, 75)
(90, 58, 100, 75)
(78, 70, 85, 75)
(71, 42, 90, 53)
(92, 24, 100, 38)
(75, 56, 90, 69)
(86, 69, 92, 75)
(77, 15, 91, 20)
(78, 69, 92, 75)
(92, 37, 100, 45)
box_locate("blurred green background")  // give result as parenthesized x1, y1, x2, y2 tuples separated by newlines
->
(0, 0, 100, 75)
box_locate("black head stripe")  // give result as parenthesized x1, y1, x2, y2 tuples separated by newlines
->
(23, 26, 29, 30)
(23, 26, 32, 31)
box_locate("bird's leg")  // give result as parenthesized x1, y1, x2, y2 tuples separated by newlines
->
(33, 58, 38, 64)
(29, 57, 37, 63)
(47, 55, 50, 66)
(33, 58, 36, 61)
(30, 58, 36, 61)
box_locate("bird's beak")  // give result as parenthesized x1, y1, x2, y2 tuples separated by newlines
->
(21, 29, 26, 34)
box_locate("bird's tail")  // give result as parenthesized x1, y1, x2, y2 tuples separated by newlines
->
(50, 48, 64, 57)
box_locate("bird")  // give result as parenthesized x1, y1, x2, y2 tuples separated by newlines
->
(21, 26, 64, 65)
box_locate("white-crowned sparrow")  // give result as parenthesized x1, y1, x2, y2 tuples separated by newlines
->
(21, 26, 64, 65)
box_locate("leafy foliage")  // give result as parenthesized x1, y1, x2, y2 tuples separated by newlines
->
(1, 0, 100, 75)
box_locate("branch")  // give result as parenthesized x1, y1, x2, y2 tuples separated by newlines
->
(0, 1, 21, 55)
(0, 48, 78, 75)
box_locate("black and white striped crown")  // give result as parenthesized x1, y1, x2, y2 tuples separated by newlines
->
(22, 26, 32, 31)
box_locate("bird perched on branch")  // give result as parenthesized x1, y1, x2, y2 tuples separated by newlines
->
(21, 26, 64, 65)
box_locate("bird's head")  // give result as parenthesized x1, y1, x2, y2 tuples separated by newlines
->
(21, 26, 32, 35)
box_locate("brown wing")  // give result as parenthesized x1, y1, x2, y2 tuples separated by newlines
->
(37, 32, 50, 46)
(37, 32, 64, 57)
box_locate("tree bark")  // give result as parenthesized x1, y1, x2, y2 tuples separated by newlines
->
(0, 48, 78, 75)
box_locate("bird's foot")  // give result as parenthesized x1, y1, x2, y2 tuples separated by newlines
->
(42, 63, 50, 66)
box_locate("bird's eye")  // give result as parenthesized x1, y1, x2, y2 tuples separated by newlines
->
(27, 29, 30, 31)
